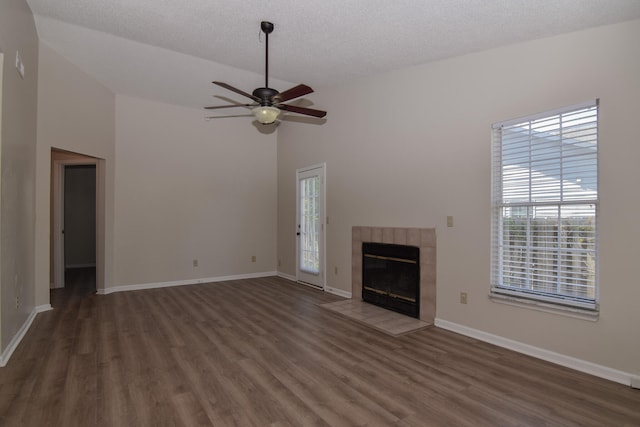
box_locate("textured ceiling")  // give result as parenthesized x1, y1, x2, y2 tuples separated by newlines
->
(26, 0, 640, 110)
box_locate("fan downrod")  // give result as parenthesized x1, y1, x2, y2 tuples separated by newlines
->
(260, 21, 275, 91)
(252, 87, 279, 106)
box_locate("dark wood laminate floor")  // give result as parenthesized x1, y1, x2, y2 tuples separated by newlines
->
(1, 272, 639, 426)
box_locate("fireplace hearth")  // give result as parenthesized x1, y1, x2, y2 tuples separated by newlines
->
(362, 242, 420, 318)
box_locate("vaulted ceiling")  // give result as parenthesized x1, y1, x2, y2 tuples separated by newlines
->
(26, 0, 640, 110)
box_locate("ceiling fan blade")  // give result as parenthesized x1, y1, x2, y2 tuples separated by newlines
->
(205, 104, 255, 110)
(213, 81, 260, 102)
(278, 103, 327, 118)
(273, 84, 314, 103)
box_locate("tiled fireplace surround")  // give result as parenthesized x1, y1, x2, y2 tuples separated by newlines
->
(352, 226, 436, 324)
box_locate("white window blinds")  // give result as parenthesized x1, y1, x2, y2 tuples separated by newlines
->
(491, 101, 598, 309)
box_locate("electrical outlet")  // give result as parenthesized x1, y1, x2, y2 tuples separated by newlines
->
(251, 255, 256, 262)
(334, 266, 338, 275)
(460, 292, 468, 304)
(278, 259, 281, 267)
(192, 259, 198, 267)
(447, 216, 454, 227)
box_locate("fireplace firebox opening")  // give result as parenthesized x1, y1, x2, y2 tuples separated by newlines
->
(362, 242, 420, 318)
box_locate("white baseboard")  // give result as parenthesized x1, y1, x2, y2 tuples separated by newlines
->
(435, 318, 636, 387)
(325, 287, 352, 299)
(276, 272, 297, 282)
(98, 271, 278, 295)
(36, 304, 53, 313)
(631, 376, 640, 389)
(276, 272, 352, 298)
(0, 304, 53, 368)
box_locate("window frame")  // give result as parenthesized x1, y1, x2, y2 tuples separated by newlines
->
(491, 100, 599, 312)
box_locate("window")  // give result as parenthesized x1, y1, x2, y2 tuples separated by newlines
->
(491, 101, 598, 310)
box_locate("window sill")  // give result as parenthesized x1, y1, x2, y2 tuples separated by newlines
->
(489, 292, 599, 321)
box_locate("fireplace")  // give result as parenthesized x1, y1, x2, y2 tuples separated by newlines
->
(352, 226, 436, 324)
(362, 243, 420, 318)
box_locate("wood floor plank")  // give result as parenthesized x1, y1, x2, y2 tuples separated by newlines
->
(1, 270, 639, 426)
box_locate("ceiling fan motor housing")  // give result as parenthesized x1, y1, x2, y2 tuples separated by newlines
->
(253, 87, 279, 106)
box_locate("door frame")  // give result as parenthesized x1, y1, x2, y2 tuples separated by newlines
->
(52, 156, 103, 290)
(0, 52, 3, 319)
(295, 163, 326, 289)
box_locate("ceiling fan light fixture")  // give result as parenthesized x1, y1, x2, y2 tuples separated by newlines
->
(252, 105, 280, 124)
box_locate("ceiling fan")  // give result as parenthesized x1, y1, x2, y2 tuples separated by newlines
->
(205, 21, 327, 124)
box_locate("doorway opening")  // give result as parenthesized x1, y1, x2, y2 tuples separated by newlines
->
(51, 150, 105, 301)
(296, 163, 326, 289)
(0, 51, 4, 330)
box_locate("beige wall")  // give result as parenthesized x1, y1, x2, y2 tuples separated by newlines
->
(36, 43, 279, 294)
(35, 42, 115, 304)
(113, 95, 277, 287)
(0, 0, 39, 353)
(36, 42, 279, 295)
(277, 20, 640, 375)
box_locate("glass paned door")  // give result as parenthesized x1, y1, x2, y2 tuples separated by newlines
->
(296, 165, 325, 288)
(300, 175, 320, 273)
